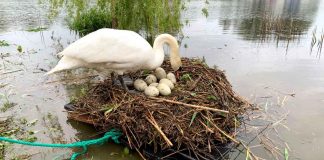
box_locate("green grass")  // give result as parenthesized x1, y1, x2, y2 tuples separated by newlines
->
(69, 7, 112, 35)
(180, 73, 192, 81)
(284, 148, 289, 160)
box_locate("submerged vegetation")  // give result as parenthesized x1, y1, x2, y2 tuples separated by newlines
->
(238, 14, 311, 42)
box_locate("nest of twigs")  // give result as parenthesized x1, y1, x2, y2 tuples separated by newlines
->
(67, 58, 250, 159)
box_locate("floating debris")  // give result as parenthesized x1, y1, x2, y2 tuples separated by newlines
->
(17, 45, 22, 53)
(0, 40, 9, 47)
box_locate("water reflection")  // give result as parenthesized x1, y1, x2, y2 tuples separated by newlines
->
(218, 0, 319, 43)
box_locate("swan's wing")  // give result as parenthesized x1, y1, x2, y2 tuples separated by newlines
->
(60, 29, 152, 64)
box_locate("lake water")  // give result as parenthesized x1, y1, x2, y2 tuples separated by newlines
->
(0, 0, 324, 159)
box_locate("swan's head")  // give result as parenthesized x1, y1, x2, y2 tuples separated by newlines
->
(170, 47, 182, 71)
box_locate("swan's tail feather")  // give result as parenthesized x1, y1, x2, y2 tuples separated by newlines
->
(45, 66, 61, 75)
(45, 56, 81, 75)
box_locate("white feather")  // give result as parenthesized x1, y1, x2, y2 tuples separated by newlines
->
(46, 28, 181, 76)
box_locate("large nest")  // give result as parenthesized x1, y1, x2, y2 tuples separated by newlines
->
(67, 58, 250, 159)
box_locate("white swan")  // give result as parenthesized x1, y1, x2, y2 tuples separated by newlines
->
(46, 28, 182, 90)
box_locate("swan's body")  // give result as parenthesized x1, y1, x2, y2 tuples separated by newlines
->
(47, 28, 181, 77)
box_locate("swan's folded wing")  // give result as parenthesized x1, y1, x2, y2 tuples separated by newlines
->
(60, 29, 152, 64)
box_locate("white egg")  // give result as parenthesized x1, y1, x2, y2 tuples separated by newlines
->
(134, 79, 147, 91)
(159, 78, 174, 90)
(166, 72, 177, 84)
(157, 83, 171, 96)
(155, 67, 167, 80)
(144, 86, 159, 97)
(149, 83, 159, 87)
(145, 74, 157, 85)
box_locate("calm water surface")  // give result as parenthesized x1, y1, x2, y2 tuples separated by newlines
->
(0, 0, 324, 159)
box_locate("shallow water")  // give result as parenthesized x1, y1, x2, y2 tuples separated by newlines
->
(0, 0, 324, 159)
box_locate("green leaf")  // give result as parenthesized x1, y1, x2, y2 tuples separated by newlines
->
(246, 150, 251, 160)
(284, 148, 289, 160)
(104, 107, 114, 116)
(142, 69, 151, 76)
(189, 112, 198, 127)
(103, 104, 119, 116)
(180, 73, 192, 81)
(207, 95, 217, 101)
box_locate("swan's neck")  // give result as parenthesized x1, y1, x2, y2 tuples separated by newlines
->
(148, 34, 180, 70)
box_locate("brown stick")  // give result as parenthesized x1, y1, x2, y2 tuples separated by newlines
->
(201, 114, 238, 144)
(199, 120, 214, 133)
(149, 97, 229, 114)
(135, 147, 147, 160)
(202, 115, 258, 160)
(0, 69, 22, 75)
(188, 75, 202, 91)
(145, 114, 173, 147)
